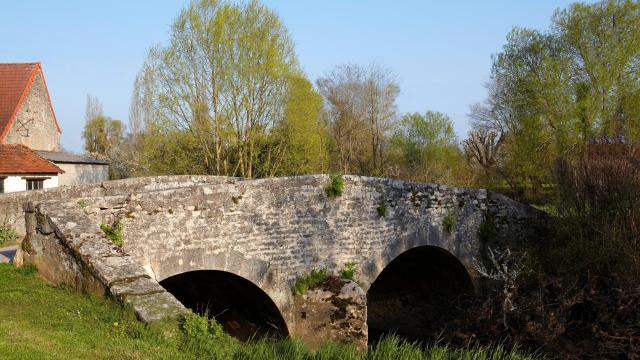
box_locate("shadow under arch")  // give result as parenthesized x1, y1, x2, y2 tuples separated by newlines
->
(366, 245, 474, 344)
(159, 270, 289, 341)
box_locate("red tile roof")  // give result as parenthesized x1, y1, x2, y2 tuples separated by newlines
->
(0, 63, 61, 142)
(0, 144, 63, 174)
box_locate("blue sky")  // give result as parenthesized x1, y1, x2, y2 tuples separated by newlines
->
(0, 1, 585, 152)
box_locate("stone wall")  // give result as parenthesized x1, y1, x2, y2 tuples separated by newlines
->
(4, 72, 60, 151)
(22, 200, 186, 322)
(0, 175, 236, 238)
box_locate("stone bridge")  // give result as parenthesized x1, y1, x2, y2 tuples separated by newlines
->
(4, 175, 542, 348)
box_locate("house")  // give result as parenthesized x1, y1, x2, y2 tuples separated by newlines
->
(0, 63, 108, 193)
(0, 144, 63, 192)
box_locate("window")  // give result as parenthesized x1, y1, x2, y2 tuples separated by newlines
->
(0, 177, 4, 193)
(26, 179, 44, 191)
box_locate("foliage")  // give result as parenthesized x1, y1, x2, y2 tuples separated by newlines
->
(180, 312, 235, 359)
(77, 199, 87, 208)
(317, 63, 399, 176)
(339, 262, 357, 281)
(548, 143, 640, 279)
(135, 0, 324, 179)
(82, 116, 125, 156)
(467, 0, 640, 193)
(376, 199, 388, 217)
(442, 213, 455, 235)
(231, 195, 242, 204)
(325, 174, 344, 198)
(100, 222, 123, 247)
(291, 268, 330, 295)
(0, 224, 19, 247)
(478, 214, 498, 245)
(389, 112, 470, 185)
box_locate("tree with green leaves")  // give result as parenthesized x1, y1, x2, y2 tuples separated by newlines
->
(82, 115, 125, 156)
(389, 111, 469, 184)
(469, 0, 640, 192)
(135, 0, 322, 178)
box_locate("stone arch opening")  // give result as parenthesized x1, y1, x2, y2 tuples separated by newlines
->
(366, 246, 474, 344)
(159, 270, 288, 341)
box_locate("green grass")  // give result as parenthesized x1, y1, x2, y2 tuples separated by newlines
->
(0, 263, 547, 360)
(0, 263, 187, 360)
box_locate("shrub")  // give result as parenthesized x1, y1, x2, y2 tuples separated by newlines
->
(0, 224, 19, 246)
(442, 213, 455, 234)
(552, 144, 640, 279)
(180, 312, 235, 358)
(291, 268, 330, 295)
(376, 199, 388, 217)
(325, 174, 344, 198)
(339, 262, 356, 281)
(100, 222, 124, 247)
(77, 199, 88, 208)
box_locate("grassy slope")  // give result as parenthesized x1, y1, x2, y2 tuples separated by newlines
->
(0, 264, 185, 360)
(0, 264, 546, 360)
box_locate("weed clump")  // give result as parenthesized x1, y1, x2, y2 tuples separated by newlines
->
(325, 174, 344, 198)
(442, 213, 455, 234)
(291, 268, 330, 295)
(0, 224, 18, 246)
(376, 199, 388, 217)
(339, 262, 356, 281)
(100, 222, 124, 247)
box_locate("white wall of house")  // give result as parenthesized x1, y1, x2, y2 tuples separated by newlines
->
(55, 163, 109, 186)
(1, 174, 58, 193)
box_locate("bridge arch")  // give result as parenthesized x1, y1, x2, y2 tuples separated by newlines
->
(366, 245, 474, 344)
(159, 270, 289, 341)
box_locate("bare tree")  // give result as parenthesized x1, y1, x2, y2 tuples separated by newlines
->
(128, 75, 143, 141)
(463, 128, 503, 178)
(317, 63, 399, 175)
(473, 247, 526, 328)
(85, 94, 104, 123)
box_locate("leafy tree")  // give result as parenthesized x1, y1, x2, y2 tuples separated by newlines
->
(82, 116, 125, 156)
(268, 75, 329, 176)
(136, 0, 318, 179)
(389, 112, 469, 184)
(468, 0, 640, 192)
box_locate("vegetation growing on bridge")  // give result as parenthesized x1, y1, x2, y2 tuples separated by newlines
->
(100, 222, 124, 247)
(292, 268, 330, 295)
(442, 213, 455, 235)
(0, 263, 545, 359)
(325, 174, 344, 198)
(376, 198, 388, 217)
(339, 262, 357, 281)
